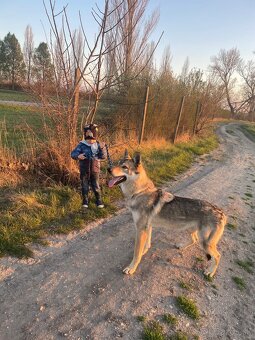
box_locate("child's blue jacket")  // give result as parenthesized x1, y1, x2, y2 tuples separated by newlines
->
(71, 140, 107, 175)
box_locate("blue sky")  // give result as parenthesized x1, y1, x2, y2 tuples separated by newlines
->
(1, 0, 254, 74)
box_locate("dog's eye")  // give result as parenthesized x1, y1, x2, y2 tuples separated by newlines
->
(122, 165, 128, 170)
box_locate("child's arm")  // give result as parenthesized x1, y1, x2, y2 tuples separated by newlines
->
(71, 143, 84, 160)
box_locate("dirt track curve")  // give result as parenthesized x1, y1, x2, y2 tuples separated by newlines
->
(0, 123, 255, 340)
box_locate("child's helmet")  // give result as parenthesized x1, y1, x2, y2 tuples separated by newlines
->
(84, 124, 98, 140)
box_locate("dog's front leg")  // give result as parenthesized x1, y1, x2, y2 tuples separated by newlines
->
(123, 228, 147, 275)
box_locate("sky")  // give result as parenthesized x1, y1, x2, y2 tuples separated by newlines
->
(0, 0, 254, 74)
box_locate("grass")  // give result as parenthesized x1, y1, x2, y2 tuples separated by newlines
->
(0, 185, 119, 258)
(176, 295, 200, 320)
(137, 315, 147, 322)
(235, 259, 253, 274)
(142, 320, 165, 340)
(141, 134, 218, 185)
(0, 89, 34, 102)
(0, 104, 42, 151)
(179, 280, 192, 290)
(195, 256, 204, 262)
(244, 192, 253, 198)
(239, 124, 255, 142)
(169, 332, 188, 340)
(226, 222, 237, 230)
(203, 274, 213, 282)
(162, 313, 178, 326)
(232, 276, 246, 290)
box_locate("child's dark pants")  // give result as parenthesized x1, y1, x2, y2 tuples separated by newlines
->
(80, 159, 102, 204)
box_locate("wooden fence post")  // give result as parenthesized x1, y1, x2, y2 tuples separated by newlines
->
(173, 96, 185, 144)
(193, 101, 201, 136)
(139, 85, 150, 144)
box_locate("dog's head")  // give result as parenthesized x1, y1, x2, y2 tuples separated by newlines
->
(108, 149, 142, 188)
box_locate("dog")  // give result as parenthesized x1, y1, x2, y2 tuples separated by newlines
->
(108, 149, 227, 277)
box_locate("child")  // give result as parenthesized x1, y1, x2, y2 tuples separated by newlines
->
(71, 124, 107, 208)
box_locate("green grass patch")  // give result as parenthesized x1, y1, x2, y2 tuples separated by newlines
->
(232, 276, 246, 290)
(179, 280, 192, 290)
(203, 274, 213, 282)
(239, 124, 255, 142)
(169, 332, 188, 340)
(176, 295, 200, 319)
(235, 259, 253, 274)
(141, 134, 218, 185)
(195, 256, 204, 262)
(0, 104, 42, 151)
(227, 222, 237, 230)
(137, 315, 147, 322)
(162, 313, 178, 326)
(142, 320, 165, 340)
(0, 185, 119, 258)
(0, 89, 34, 102)
(244, 192, 253, 198)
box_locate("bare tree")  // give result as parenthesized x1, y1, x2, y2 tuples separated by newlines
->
(210, 48, 241, 117)
(238, 59, 255, 120)
(23, 25, 34, 86)
(106, 0, 160, 93)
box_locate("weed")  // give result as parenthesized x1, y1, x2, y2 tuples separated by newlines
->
(137, 315, 147, 322)
(169, 331, 188, 340)
(232, 276, 246, 290)
(235, 259, 253, 273)
(203, 274, 213, 282)
(245, 193, 253, 198)
(179, 280, 192, 290)
(227, 223, 237, 230)
(162, 313, 178, 326)
(142, 320, 165, 340)
(176, 295, 200, 319)
(228, 196, 234, 200)
(195, 256, 204, 262)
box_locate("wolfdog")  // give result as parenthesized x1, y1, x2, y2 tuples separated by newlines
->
(108, 150, 227, 277)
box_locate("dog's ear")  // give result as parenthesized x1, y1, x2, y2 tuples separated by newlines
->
(133, 152, 141, 167)
(124, 149, 131, 160)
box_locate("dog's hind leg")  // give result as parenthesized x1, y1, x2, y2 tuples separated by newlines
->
(176, 231, 198, 250)
(203, 214, 226, 277)
(143, 225, 152, 255)
(123, 228, 148, 275)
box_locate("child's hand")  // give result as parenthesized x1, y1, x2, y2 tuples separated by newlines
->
(78, 154, 86, 160)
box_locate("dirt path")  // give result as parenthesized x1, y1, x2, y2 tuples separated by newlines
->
(0, 123, 255, 340)
(0, 100, 41, 107)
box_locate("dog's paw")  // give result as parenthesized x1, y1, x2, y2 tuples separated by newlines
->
(123, 265, 137, 275)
